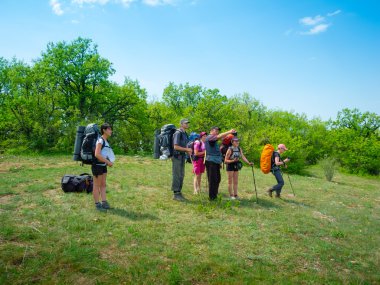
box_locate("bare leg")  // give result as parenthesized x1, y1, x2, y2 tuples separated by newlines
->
(99, 173, 107, 202)
(193, 174, 198, 194)
(233, 171, 239, 196)
(92, 175, 101, 203)
(227, 171, 234, 197)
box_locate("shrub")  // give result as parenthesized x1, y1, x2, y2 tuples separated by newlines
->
(319, 157, 337, 181)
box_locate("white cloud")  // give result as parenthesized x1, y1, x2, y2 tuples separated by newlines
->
(118, 0, 136, 7)
(327, 10, 341, 17)
(299, 15, 324, 26)
(298, 10, 340, 36)
(142, 0, 175, 6)
(67, 0, 175, 8)
(50, 0, 64, 15)
(302, 24, 330, 35)
(71, 19, 80, 24)
(72, 0, 110, 5)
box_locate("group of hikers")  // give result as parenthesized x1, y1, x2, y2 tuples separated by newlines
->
(171, 118, 289, 202)
(89, 120, 290, 210)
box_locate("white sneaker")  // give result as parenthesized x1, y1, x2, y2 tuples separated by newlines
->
(230, 196, 236, 200)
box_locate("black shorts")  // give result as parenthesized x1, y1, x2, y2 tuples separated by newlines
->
(226, 162, 239, 172)
(91, 164, 107, 177)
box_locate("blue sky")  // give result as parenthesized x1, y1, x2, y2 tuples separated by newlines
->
(1, 0, 379, 120)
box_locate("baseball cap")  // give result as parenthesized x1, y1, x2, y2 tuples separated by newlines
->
(278, 144, 288, 150)
(180, 118, 190, 124)
(232, 137, 239, 142)
(210, 126, 221, 131)
(199, 131, 207, 137)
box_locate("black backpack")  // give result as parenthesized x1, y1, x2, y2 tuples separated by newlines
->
(80, 123, 102, 165)
(61, 173, 93, 193)
(158, 124, 177, 159)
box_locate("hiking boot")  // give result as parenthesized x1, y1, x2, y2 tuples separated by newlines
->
(95, 202, 105, 211)
(173, 193, 186, 202)
(275, 193, 281, 199)
(267, 188, 273, 198)
(101, 200, 111, 209)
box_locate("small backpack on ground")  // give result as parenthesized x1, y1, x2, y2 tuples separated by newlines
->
(61, 173, 93, 193)
(186, 132, 200, 163)
(80, 123, 103, 165)
(158, 124, 177, 160)
(260, 144, 275, 174)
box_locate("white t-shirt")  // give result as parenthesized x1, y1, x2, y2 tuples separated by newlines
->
(96, 137, 115, 165)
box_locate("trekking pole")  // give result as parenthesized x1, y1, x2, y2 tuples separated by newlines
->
(281, 166, 296, 196)
(286, 172, 296, 196)
(250, 165, 258, 203)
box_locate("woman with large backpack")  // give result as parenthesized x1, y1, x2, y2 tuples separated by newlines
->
(192, 131, 207, 194)
(92, 123, 114, 210)
(224, 137, 253, 200)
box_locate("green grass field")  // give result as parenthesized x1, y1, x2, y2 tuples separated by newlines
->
(0, 155, 379, 284)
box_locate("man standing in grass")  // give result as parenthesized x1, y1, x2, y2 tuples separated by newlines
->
(172, 118, 192, 201)
(267, 143, 290, 198)
(205, 126, 236, 200)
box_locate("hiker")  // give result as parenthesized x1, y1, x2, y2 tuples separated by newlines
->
(224, 137, 253, 199)
(172, 118, 192, 201)
(93, 123, 114, 210)
(267, 143, 290, 198)
(205, 126, 236, 200)
(192, 131, 207, 194)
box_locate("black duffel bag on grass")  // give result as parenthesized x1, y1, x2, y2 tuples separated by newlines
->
(61, 173, 93, 193)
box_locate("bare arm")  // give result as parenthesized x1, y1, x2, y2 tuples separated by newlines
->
(224, 149, 233, 164)
(216, 129, 236, 140)
(174, 144, 192, 153)
(240, 148, 253, 165)
(275, 156, 289, 167)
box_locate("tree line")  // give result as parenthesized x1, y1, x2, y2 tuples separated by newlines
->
(0, 37, 379, 175)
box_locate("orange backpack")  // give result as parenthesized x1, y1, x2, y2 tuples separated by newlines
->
(260, 144, 275, 174)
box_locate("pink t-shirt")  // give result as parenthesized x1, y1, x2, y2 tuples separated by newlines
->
(194, 140, 205, 157)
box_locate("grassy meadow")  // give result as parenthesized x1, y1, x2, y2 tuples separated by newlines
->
(0, 155, 379, 284)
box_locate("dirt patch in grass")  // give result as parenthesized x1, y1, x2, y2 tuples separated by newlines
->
(313, 211, 336, 222)
(0, 194, 14, 204)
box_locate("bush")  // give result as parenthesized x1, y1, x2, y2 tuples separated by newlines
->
(319, 157, 337, 181)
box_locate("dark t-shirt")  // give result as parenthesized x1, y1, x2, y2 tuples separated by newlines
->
(173, 129, 188, 154)
(271, 151, 281, 169)
(205, 135, 222, 164)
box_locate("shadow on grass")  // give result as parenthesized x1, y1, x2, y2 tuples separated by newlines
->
(184, 194, 282, 210)
(280, 198, 312, 208)
(108, 207, 159, 221)
(239, 197, 281, 209)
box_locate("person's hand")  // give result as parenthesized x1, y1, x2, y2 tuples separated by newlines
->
(249, 162, 253, 166)
(234, 157, 239, 162)
(229, 129, 236, 134)
(108, 161, 114, 167)
(284, 158, 290, 163)
(186, 148, 192, 155)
